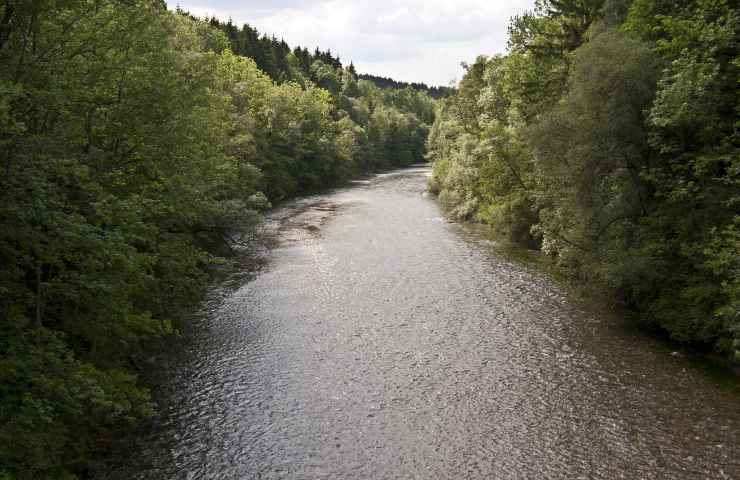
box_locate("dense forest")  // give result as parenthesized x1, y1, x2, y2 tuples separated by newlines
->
(358, 74, 456, 99)
(182, 12, 454, 99)
(428, 0, 739, 358)
(0, 1, 434, 478)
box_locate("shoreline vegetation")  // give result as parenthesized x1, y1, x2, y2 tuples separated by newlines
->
(451, 217, 740, 378)
(0, 3, 434, 478)
(427, 0, 738, 364)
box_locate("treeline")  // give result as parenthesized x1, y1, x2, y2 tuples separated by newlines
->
(185, 11, 345, 83)
(0, 1, 434, 478)
(429, 0, 739, 358)
(187, 12, 454, 99)
(358, 74, 455, 99)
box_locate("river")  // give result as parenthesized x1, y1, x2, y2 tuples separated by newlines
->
(106, 165, 740, 479)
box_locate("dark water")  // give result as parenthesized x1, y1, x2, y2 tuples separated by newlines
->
(107, 166, 740, 479)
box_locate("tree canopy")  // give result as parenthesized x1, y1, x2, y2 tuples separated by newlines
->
(428, 0, 739, 357)
(0, 2, 435, 478)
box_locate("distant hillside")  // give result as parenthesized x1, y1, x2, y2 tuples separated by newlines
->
(180, 10, 451, 96)
(359, 74, 455, 99)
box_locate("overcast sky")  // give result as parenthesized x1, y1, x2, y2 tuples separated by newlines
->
(171, 1, 535, 87)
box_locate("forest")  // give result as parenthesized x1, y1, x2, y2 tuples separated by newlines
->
(1, 0, 739, 478)
(428, 0, 738, 360)
(0, 1, 434, 478)
(357, 74, 455, 99)
(186, 14, 454, 99)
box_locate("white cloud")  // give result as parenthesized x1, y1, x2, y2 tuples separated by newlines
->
(171, 0, 535, 86)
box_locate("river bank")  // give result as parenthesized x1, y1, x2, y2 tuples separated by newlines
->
(452, 219, 740, 379)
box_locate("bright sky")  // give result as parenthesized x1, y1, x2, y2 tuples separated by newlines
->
(170, 0, 535, 87)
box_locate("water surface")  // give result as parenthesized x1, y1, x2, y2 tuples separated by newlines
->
(108, 166, 739, 479)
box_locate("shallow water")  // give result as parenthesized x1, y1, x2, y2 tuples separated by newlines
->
(107, 165, 740, 479)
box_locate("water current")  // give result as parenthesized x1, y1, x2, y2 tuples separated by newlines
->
(106, 165, 739, 479)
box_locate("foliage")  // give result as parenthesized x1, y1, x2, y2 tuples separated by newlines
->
(428, 0, 739, 356)
(193, 12, 453, 98)
(0, 2, 435, 477)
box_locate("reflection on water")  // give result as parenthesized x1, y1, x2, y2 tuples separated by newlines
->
(104, 166, 739, 479)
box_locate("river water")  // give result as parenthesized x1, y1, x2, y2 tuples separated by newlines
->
(108, 165, 740, 479)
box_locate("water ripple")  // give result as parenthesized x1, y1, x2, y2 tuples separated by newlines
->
(104, 166, 740, 480)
